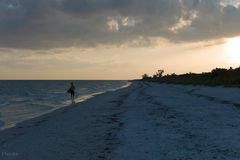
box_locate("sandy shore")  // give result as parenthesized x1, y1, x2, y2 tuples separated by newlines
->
(2, 82, 240, 159)
(0, 82, 137, 160)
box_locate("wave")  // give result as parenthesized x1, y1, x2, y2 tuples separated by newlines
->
(0, 80, 130, 130)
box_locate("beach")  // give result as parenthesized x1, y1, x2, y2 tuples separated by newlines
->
(1, 82, 240, 159)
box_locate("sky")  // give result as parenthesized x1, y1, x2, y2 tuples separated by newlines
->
(0, 0, 240, 80)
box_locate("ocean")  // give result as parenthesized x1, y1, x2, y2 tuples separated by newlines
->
(0, 80, 130, 130)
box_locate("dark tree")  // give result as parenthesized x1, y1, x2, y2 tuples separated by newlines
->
(142, 74, 150, 80)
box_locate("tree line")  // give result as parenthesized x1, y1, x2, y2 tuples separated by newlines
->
(142, 67, 240, 86)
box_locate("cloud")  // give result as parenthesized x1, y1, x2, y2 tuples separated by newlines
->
(0, 0, 240, 49)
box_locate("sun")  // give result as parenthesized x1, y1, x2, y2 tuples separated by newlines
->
(225, 37, 240, 63)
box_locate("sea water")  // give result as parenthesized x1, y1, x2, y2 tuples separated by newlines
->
(0, 80, 130, 130)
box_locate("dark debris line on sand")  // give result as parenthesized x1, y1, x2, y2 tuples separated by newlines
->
(186, 88, 240, 109)
(111, 82, 240, 160)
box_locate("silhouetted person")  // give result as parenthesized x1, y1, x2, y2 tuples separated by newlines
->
(68, 82, 75, 103)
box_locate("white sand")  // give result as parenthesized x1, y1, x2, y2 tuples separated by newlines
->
(1, 82, 240, 160)
(113, 82, 240, 160)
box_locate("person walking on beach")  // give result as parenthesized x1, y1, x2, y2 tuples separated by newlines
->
(68, 82, 75, 103)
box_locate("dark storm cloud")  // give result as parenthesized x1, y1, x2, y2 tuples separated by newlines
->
(0, 0, 240, 49)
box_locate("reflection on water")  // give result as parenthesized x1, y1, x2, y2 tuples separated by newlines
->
(0, 80, 130, 130)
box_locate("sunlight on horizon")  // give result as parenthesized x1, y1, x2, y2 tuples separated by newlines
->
(0, 39, 236, 80)
(225, 37, 240, 64)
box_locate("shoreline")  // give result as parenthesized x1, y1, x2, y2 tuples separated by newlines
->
(0, 81, 132, 131)
(0, 82, 138, 160)
(2, 82, 240, 159)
